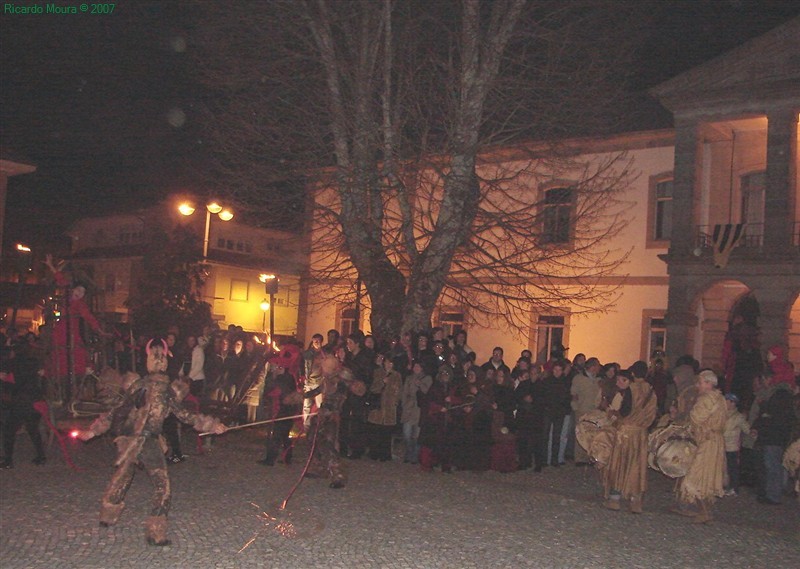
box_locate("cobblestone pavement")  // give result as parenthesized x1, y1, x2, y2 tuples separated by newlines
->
(1, 427, 798, 569)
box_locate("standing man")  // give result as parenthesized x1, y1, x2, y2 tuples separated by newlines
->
(601, 362, 657, 513)
(674, 370, 727, 523)
(481, 346, 511, 377)
(571, 357, 601, 466)
(77, 340, 226, 546)
(302, 334, 324, 430)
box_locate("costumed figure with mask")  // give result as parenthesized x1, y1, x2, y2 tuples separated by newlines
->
(303, 349, 366, 488)
(76, 339, 227, 546)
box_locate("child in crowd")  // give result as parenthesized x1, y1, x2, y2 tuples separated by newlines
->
(722, 393, 751, 496)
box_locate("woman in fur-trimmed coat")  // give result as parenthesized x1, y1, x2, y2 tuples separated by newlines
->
(367, 357, 403, 461)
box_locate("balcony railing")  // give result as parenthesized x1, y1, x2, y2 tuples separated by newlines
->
(695, 223, 764, 249)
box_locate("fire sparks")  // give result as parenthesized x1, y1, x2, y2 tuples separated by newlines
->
(237, 503, 324, 553)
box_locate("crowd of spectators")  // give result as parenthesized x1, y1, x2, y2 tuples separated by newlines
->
(1, 322, 798, 507)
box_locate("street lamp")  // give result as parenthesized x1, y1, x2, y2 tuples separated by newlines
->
(259, 273, 279, 346)
(178, 200, 234, 258)
(260, 298, 270, 341)
(10, 243, 33, 331)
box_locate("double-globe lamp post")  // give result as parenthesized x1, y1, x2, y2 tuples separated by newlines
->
(178, 201, 234, 259)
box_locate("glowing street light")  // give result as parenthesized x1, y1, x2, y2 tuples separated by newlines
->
(178, 200, 234, 258)
(258, 273, 279, 347)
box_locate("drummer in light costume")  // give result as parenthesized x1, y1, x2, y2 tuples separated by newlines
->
(673, 370, 727, 524)
(600, 362, 657, 513)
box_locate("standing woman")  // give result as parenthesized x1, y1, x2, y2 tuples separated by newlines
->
(400, 361, 432, 463)
(367, 356, 403, 461)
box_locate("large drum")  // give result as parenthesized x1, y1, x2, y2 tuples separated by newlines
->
(648, 423, 696, 478)
(576, 410, 614, 465)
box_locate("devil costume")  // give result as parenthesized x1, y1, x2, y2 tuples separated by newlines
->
(80, 340, 225, 546)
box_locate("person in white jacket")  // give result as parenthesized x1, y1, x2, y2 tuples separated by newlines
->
(180, 335, 207, 398)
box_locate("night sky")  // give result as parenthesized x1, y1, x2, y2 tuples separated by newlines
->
(2, 0, 799, 253)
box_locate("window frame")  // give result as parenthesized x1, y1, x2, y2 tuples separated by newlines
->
(640, 309, 667, 362)
(337, 306, 360, 338)
(229, 279, 250, 302)
(646, 172, 674, 249)
(540, 184, 575, 246)
(529, 312, 570, 365)
(437, 308, 466, 340)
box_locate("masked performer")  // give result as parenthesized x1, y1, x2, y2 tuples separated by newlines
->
(77, 339, 226, 546)
(601, 362, 657, 513)
(673, 370, 727, 523)
(303, 350, 366, 489)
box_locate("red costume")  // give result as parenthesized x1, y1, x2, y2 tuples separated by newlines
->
(48, 271, 101, 379)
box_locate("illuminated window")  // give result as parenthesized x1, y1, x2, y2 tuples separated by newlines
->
(532, 314, 567, 364)
(640, 310, 667, 361)
(542, 187, 572, 244)
(648, 317, 666, 358)
(438, 311, 465, 339)
(340, 307, 359, 337)
(229, 279, 249, 302)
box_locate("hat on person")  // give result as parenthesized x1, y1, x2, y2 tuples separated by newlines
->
(724, 393, 739, 404)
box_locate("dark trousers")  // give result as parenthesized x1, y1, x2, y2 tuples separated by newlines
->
(725, 450, 740, 491)
(264, 418, 293, 465)
(516, 429, 537, 469)
(2, 409, 44, 462)
(542, 413, 565, 465)
(368, 424, 393, 461)
(339, 397, 367, 457)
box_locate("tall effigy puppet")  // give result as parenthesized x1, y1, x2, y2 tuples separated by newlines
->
(44, 255, 103, 400)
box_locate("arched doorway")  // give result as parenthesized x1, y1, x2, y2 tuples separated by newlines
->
(689, 280, 753, 371)
(789, 292, 800, 366)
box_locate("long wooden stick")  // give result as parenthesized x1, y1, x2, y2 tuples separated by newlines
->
(200, 412, 315, 436)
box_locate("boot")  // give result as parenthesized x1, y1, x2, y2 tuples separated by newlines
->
(145, 515, 171, 546)
(691, 499, 713, 524)
(629, 495, 643, 514)
(99, 501, 125, 527)
(604, 498, 621, 511)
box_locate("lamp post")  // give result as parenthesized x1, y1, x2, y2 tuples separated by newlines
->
(259, 273, 279, 346)
(178, 201, 234, 259)
(260, 298, 270, 342)
(9, 243, 32, 331)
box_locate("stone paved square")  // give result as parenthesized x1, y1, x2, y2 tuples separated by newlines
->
(1, 429, 798, 568)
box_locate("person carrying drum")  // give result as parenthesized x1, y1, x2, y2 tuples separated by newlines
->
(600, 361, 657, 513)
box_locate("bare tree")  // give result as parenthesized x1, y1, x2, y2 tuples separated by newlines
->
(192, 0, 642, 341)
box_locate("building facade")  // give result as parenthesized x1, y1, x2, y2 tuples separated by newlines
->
(67, 199, 306, 338)
(302, 19, 800, 370)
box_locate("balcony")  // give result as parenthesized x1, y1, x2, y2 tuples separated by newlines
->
(694, 223, 764, 249)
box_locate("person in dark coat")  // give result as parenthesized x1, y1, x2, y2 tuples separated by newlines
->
(0, 344, 46, 468)
(752, 381, 797, 505)
(540, 360, 571, 466)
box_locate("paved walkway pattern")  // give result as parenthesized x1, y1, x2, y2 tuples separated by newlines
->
(1, 428, 798, 568)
